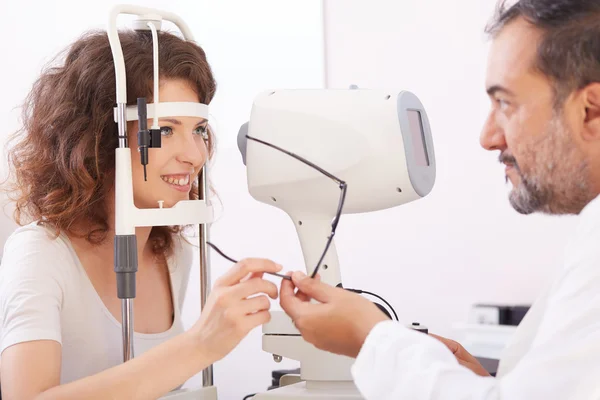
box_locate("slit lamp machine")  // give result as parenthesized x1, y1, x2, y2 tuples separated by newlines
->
(108, 5, 435, 399)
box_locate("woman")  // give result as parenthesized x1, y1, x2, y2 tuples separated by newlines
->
(0, 29, 281, 399)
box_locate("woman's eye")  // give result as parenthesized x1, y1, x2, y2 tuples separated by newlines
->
(194, 125, 209, 141)
(160, 126, 173, 137)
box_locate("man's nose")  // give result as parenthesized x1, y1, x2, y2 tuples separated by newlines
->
(480, 112, 506, 152)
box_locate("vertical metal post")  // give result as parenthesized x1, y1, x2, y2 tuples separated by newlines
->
(116, 102, 136, 362)
(117, 103, 128, 148)
(121, 298, 135, 361)
(198, 166, 213, 386)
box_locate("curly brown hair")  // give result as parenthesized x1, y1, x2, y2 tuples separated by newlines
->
(5, 29, 216, 258)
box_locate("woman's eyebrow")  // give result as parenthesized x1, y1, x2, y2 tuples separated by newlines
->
(158, 118, 208, 126)
(158, 118, 182, 125)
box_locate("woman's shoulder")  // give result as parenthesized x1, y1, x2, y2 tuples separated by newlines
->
(3, 222, 67, 250)
(1, 222, 74, 280)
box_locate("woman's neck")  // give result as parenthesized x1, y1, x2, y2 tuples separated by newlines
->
(67, 225, 155, 268)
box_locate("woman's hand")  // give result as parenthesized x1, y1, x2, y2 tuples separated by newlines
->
(190, 258, 282, 361)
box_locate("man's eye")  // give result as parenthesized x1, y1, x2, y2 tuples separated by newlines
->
(160, 126, 173, 137)
(496, 98, 510, 110)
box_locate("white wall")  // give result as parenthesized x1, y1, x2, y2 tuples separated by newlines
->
(0, 1, 324, 399)
(322, 0, 579, 342)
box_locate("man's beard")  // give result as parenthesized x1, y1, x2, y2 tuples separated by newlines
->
(501, 115, 593, 215)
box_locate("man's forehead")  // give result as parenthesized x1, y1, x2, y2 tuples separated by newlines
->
(486, 18, 543, 91)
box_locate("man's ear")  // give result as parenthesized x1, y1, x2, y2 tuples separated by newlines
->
(582, 83, 600, 142)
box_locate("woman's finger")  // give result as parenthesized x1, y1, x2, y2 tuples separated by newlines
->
(238, 295, 272, 315)
(232, 277, 279, 300)
(217, 259, 282, 287)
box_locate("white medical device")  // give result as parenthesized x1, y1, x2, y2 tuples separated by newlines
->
(237, 89, 436, 399)
(108, 5, 216, 399)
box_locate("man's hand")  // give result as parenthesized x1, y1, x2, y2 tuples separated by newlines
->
(279, 271, 389, 358)
(429, 334, 490, 377)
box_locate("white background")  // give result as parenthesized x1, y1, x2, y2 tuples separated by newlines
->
(0, 0, 586, 399)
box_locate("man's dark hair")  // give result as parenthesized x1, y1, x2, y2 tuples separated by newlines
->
(486, 0, 600, 103)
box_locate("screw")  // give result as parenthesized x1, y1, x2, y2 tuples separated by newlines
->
(273, 354, 282, 363)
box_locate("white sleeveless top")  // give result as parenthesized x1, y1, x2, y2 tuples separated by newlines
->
(0, 223, 193, 384)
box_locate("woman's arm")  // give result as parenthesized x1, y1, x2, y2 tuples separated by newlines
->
(1, 258, 282, 400)
(2, 331, 209, 400)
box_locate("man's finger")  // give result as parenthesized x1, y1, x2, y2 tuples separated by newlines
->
(458, 359, 472, 370)
(280, 275, 296, 298)
(281, 272, 310, 302)
(280, 278, 311, 318)
(296, 291, 311, 302)
(296, 272, 320, 302)
(430, 333, 459, 355)
(291, 271, 334, 303)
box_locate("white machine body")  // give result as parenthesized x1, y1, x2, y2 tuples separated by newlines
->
(244, 89, 435, 213)
(239, 89, 436, 399)
(240, 89, 435, 285)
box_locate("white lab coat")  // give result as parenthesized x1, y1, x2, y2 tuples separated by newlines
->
(351, 194, 600, 400)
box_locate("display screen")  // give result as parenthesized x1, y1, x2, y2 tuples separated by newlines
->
(407, 110, 430, 167)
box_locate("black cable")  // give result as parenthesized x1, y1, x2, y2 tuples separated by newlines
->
(346, 289, 399, 321)
(207, 241, 237, 263)
(246, 135, 347, 279)
(206, 241, 291, 280)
